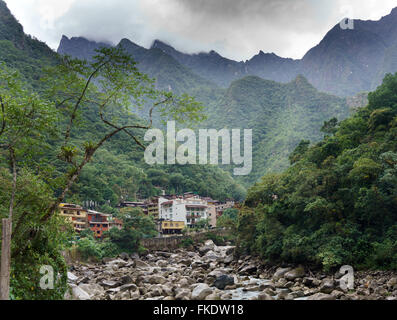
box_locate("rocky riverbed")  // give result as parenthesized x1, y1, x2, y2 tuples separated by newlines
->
(66, 240, 397, 301)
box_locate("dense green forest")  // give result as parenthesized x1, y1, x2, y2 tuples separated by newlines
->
(205, 75, 352, 185)
(237, 73, 397, 271)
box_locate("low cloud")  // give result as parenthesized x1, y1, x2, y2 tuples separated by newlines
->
(5, 0, 397, 60)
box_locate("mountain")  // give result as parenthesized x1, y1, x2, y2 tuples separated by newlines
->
(59, 8, 397, 97)
(0, 0, 246, 203)
(152, 9, 397, 97)
(58, 36, 219, 97)
(205, 75, 351, 184)
(241, 70, 397, 271)
(0, 0, 57, 86)
(57, 36, 352, 186)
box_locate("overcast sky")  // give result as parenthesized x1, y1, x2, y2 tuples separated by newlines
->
(4, 0, 397, 61)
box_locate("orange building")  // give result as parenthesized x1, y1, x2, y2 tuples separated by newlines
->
(87, 210, 111, 238)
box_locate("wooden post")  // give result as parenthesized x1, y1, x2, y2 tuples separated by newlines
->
(0, 218, 12, 300)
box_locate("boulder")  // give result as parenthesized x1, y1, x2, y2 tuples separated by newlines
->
(284, 267, 305, 281)
(213, 275, 235, 290)
(135, 260, 150, 269)
(71, 285, 91, 300)
(387, 277, 397, 289)
(148, 275, 167, 285)
(192, 283, 213, 300)
(307, 293, 336, 300)
(119, 252, 129, 261)
(101, 280, 119, 288)
(273, 267, 291, 281)
(199, 240, 216, 255)
(258, 293, 275, 300)
(239, 264, 257, 275)
(175, 288, 191, 300)
(79, 283, 105, 297)
(67, 272, 78, 284)
(320, 279, 335, 294)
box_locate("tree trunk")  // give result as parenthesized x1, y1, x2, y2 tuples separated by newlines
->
(0, 218, 12, 300)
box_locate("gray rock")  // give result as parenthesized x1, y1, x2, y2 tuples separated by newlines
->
(213, 275, 235, 290)
(101, 280, 119, 288)
(71, 285, 91, 300)
(192, 283, 213, 300)
(258, 293, 275, 300)
(135, 259, 150, 269)
(320, 279, 335, 294)
(273, 267, 291, 281)
(67, 272, 78, 283)
(284, 267, 305, 281)
(307, 293, 336, 300)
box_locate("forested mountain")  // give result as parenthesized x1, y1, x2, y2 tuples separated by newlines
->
(60, 7, 397, 97)
(0, 1, 246, 205)
(58, 36, 353, 186)
(239, 72, 397, 271)
(206, 75, 351, 184)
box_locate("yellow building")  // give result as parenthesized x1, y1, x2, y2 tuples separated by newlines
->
(147, 201, 159, 219)
(160, 221, 185, 235)
(59, 203, 88, 233)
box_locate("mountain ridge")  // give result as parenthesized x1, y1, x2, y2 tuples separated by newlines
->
(57, 5, 397, 97)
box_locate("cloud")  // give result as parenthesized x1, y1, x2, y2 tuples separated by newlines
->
(4, 0, 397, 60)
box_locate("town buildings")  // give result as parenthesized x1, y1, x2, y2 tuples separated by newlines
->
(59, 204, 123, 238)
(59, 193, 236, 238)
(59, 203, 88, 233)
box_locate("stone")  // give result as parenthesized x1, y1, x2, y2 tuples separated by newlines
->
(320, 279, 335, 294)
(239, 264, 257, 275)
(307, 293, 336, 300)
(258, 293, 275, 300)
(148, 275, 167, 285)
(119, 252, 129, 261)
(199, 240, 216, 255)
(119, 283, 138, 292)
(120, 275, 133, 285)
(273, 267, 291, 281)
(192, 283, 213, 300)
(175, 288, 190, 300)
(387, 277, 397, 289)
(67, 272, 78, 283)
(71, 285, 91, 300)
(224, 255, 234, 264)
(157, 260, 168, 268)
(213, 275, 235, 290)
(284, 267, 305, 281)
(101, 280, 119, 288)
(135, 260, 150, 269)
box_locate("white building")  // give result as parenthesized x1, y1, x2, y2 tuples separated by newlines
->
(158, 195, 208, 228)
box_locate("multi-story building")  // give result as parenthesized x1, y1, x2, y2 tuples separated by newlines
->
(110, 217, 123, 230)
(160, 221, 185, 235)
(159, 195, 208, 231)
(59, 203, 88, 233)
(87, 210, 111, 238)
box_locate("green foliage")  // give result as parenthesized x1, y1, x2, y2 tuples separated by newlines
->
(239, 72, 397, 271)
(217, 208, 239, 231)
(204, 75, 351, 186)
(180, 237, 194, 248)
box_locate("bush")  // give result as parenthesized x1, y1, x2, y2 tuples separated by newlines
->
(180, 237, 194, 248)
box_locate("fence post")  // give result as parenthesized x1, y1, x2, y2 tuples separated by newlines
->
(0, 218, 12, 300)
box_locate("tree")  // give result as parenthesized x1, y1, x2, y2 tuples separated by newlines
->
(0, 64, 56, 300)
(15, 46, 203, 258)
(106, 210, 157, 254)
(0, 47, 203, 299)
